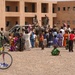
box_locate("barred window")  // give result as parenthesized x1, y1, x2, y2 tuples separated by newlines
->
(73, 20, 75, 24)
(73, 7, 75, 11)
(57, 21, 60, 24)
(62, 20, 65, 24)
(58, 7, 60, 11)
(67, 20, 70, 25)
(6, 21, 10, 27)
(63, 7, 66, 11)
(67, 7, 70, 11)
(6, 6, 10, 12)
(16, 6, 18, 12)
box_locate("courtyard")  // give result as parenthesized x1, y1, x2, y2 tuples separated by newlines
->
(0, 46, 75, 75)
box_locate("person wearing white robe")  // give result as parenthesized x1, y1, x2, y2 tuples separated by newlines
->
(24, 30, 31, 50)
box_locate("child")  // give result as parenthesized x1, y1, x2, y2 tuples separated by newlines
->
(51, 45, 60, 56)
(9, 33, 15, 51)
(53, 35, 58, 47)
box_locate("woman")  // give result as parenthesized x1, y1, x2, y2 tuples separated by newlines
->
(53, 35, 58, 47)
(43, 32, 47, 47)
(63, 30, 69, 47)
(9, 33, 15, 51)
(48, 31, 53, 47)
(39, 33, 44, 50)
(35, 35, 39, 47)
(57, 31, 63, 47)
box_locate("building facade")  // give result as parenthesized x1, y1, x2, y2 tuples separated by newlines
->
(1, 0, 75, 31)
(53, 1, 75, 28)
(0, 0, 57, 31)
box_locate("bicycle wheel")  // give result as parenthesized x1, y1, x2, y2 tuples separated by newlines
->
(0, 52, 13, 70)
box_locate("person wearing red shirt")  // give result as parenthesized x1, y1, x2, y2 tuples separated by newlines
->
(69, 31, 75, 52)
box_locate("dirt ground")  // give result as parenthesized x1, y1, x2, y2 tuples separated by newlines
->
(0, 45, 75, 75)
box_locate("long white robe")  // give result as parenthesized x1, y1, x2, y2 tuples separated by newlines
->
(24, 32, 31, 49)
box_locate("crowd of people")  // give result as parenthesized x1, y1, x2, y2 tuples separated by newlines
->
(0, 23, 75, 52)
(22, 24, 75, 52)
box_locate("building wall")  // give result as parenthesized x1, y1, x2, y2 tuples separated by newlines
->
(6, 1, 19, 12)
(54, 1, 75, 29)
(6, 17, 20, 30)
(1, 0, 75, 30)
(0, 0, 57, 31)
(0, 0, 5, 30)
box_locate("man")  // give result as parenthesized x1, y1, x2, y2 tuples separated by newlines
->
(0, 28, 4, 36)
(60, 26, 65, 46)
(53, 24, 59, 31)
(30, 31, 35, 48)
(33, 15, 38, 26)
(43, 15, 49, 26)
(69, 31, 75, 52)
(67, 25, 72, 33)
(60, 26, 65, 35)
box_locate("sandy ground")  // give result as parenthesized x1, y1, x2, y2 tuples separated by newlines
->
(0, 45, 75, 75)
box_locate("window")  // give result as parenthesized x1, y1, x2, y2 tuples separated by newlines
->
(53, 7, 55, 13)
(25, 21, 28, 25)
(32, 3, 35, 12)
(62, 20, 65, 24)
(73, 20, 75, 24)
(16, 6, 18, 12)
(67, 20, 70, 25)
(67, 7, 70, 11)
(15, 21, 18, 24)
(41, 3, 48, 13)
(57, 21, 60, 24)
(58, 7, 60, 11)
(6, 21, 10, 27)
(25, 7, 28, 12)
(73, 7, 75, 11)
(6, 6, 10, 12)
(63, 7, 66, 11)
(42, 7, 46, 13)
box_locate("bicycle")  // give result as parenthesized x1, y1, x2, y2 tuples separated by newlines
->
(0, 44, 13, 70)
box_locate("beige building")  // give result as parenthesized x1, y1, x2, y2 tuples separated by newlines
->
(1, 0, 75, 31)
(53, 1, 75, 29)
(0, 0, 57, 31)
